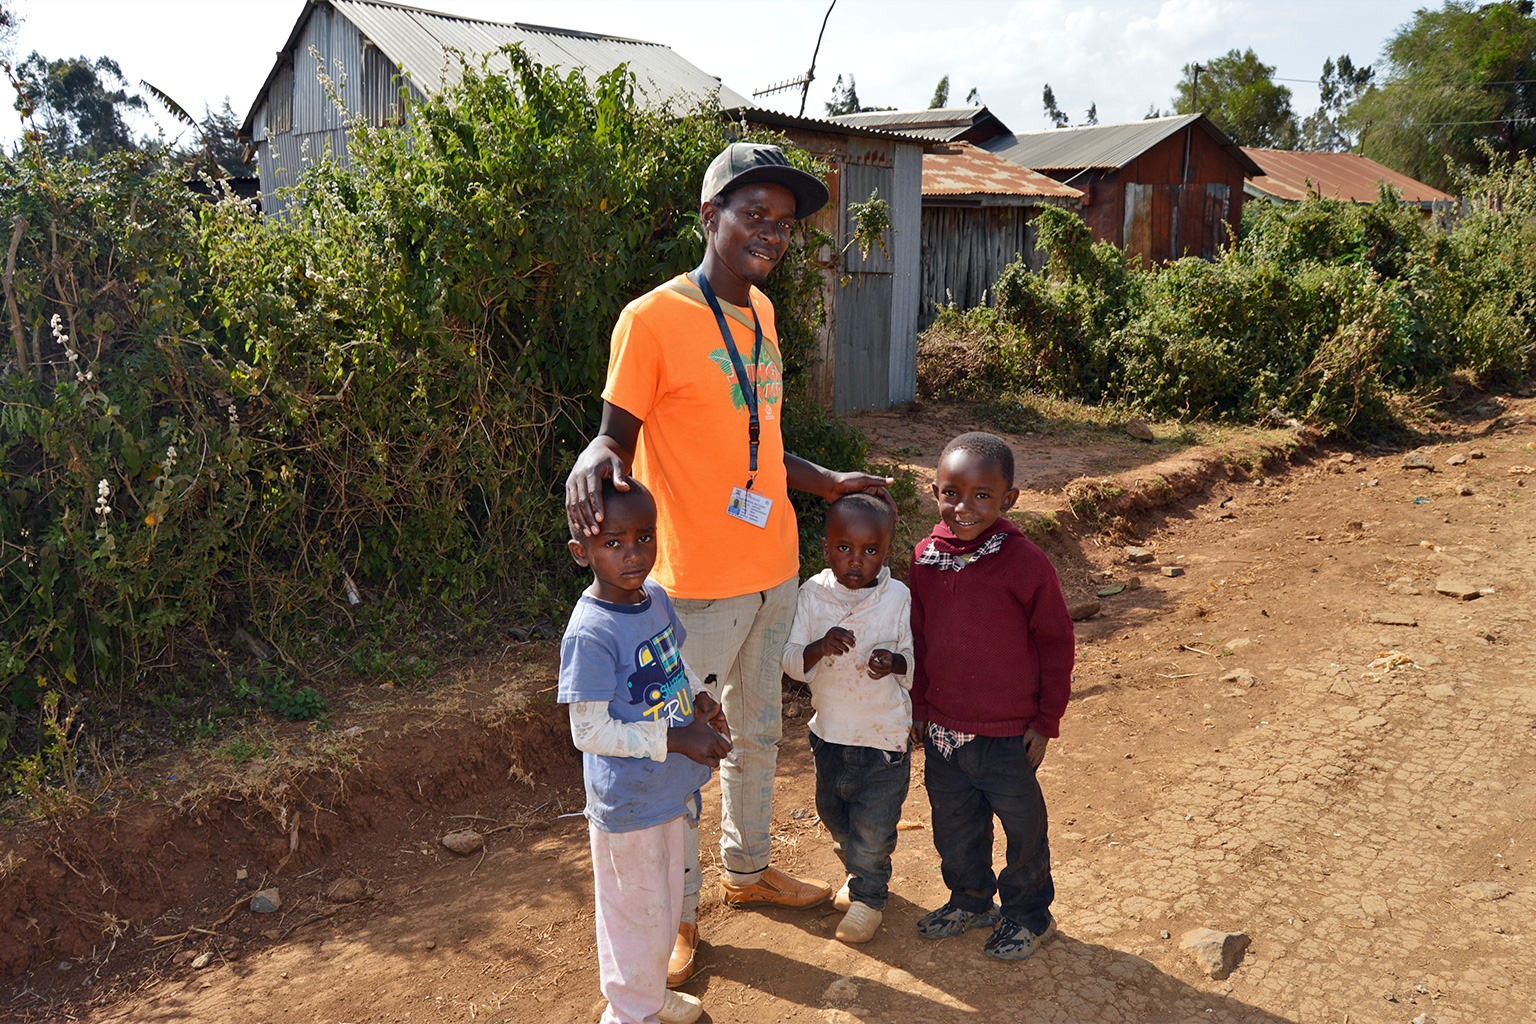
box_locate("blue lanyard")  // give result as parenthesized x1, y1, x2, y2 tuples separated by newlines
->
(690, 267, 763, 488)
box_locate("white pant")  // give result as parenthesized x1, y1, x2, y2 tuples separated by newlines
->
(673, 576, 799, 917)
(591, 816, 686, 1024)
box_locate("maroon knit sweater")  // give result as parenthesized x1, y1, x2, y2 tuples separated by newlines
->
(909, 517, 1075, 738)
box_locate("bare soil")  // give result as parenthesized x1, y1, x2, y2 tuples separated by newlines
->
(4, 398, 1535, 1024)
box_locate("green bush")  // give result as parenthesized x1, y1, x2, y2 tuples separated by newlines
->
(920, 161, 1535, 433)
(0, 46, 847, 788)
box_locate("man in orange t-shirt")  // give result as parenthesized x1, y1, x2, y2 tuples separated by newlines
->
(566, 143, 892, 989)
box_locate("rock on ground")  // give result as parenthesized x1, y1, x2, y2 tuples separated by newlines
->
(1180, 928, 1251, 980)
(441, 829, 486, 855)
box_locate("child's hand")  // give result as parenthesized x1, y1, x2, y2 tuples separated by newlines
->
(866, 648, 907, 679)
(1022, 728, 1050, 768)
(909, 719, 927, 748)
(669, 716, 732, 767)
(814, 626, 857, 660)
(694, 691, 731, 746)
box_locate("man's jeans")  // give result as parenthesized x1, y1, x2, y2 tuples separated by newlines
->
(673, 576, 798, 920)
(922, 732, 1055, 932)
(809, 733, 911, 911)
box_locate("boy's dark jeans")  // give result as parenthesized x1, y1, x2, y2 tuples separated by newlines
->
(923, 731, 1054, 933)
(809, 732, 911, 911)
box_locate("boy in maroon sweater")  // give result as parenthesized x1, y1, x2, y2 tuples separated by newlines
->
(909, 431, 1074, 960)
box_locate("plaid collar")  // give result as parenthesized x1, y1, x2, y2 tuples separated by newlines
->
(914, 531, 1006, 571)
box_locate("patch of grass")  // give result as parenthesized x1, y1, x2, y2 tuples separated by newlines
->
(1017, 511, 1061, 539)
(219, 736, 272, 764)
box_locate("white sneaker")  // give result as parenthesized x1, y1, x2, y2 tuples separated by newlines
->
(657, 989, 703, 1024)
(835, 901, 883, 943)
(833, 878, 852, 912)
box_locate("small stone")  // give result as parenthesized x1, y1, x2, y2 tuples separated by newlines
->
(235, 868, 247, 882)
(1161, 565, 1185, 577)
(1123, 576, 1142, 590)
(192, 951, 215, 970)
(1338, 452, 1356, 464)
(1445, 453, 1468, 466)
(441, 829, 485, 855)
(1370, 612, 1418, 626)
(1411, 1014, 1430, 1024)
(1404, 650, 1442, 667)
(1470, 449, 1485, 459)
(342, 725, 364, 738)
(824, 976, 861, 1005)
(1402, 452, 1435, 472)
(1220, 669, 1257, 688)
(1124, 546, 1154, 564)
(790, 807, 814, 820)
(424, 939, 437, 950)
(328, 877, 367, 903)
(1434, 578, 1480, 601)
(784, 704, 799, 718)
(1366, 477, 1380, 486)
(1423, 683, 1456, 699)
(173, 949, 198, 965)
(1160, 930, 1171, 940)
(250, 888, 281, 914)
(1458, 484, 1473, 496)
(1179, 928, 1250, 980)
(1125, 418, 1155, 441)
(1069, 600, 1101, 621)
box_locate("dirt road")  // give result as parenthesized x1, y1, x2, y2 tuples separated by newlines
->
(6, 398, 1535, 1023)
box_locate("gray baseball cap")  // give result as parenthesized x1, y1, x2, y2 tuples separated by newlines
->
(700, 142, 830, 220)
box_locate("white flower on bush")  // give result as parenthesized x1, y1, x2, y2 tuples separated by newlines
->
(164, 445, 178, 472)
(95, 479, 112, 517)
(227, 404, 239, 425)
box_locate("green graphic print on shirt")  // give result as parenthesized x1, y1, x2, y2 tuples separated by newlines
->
(709, 345, 783, 418)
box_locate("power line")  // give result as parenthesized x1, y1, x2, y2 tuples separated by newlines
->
(1274, 75, 1536, 86)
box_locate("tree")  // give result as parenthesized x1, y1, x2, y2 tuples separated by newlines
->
(1085, 102, 1098, 126)
(1173, 48, 1297, 148)
(1298, 55, 1374, 152)
(823, 73, 892, 115)
(0, 3, 18, 62)
(13, 52, 148, 159)
(1042, 83, 1069, 127)
(930, 74, 949, 109)
(1350, 0, 1536, 190)
(965, 86, 980, 105)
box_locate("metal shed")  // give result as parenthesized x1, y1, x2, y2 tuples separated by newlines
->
(725, 107, 927, 413)
(982, 114, 1264, 265)
(830, 106, 1013, 146)
(238, 0, 750, 215)
(919, 142, 1082, 329)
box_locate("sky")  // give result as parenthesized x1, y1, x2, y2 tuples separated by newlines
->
(2, 0, 1428, 152)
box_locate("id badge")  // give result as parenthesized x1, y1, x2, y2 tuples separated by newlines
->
(726, 486, 773, 529)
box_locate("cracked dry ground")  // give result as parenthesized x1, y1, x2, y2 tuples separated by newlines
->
(11, 400, 1536, 1024)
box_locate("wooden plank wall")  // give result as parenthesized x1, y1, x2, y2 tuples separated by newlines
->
(918, 205, 1041, 330)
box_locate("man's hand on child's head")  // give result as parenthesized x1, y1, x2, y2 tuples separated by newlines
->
(1022, 728, 1050, 768)
(694, 691, 731, 745)
(669, 716, 732, 767)
(867, 648, 906, 679)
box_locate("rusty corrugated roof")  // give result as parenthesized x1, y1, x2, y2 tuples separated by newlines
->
(1242, 148, 1455, 204)
(923, 142, 1081, 199)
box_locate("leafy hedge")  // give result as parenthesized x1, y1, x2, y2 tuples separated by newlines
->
(0, 48, 857, 777)
(924, 155, 1536, 431)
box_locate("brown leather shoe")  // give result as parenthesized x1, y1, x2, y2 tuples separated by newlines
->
(666, 921, 697, 987)
(719, 866, 832, 908)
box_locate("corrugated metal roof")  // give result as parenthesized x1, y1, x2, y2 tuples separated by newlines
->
(1242, 147, 1455, 204)
(981, 114, 1263, 177)
(828, 106, 997, 142)
(246, 0, 748, 134)
(923, 142, 1081, 199)
(725, 105, 934, 143)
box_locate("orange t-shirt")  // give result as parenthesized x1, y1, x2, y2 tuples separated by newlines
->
(601, 275, 797, 600)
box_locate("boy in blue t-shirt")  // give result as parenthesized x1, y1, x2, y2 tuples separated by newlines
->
(558, 478, 731, 1024)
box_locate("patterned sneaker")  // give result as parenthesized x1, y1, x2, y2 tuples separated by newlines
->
(983, 915, 1057, 960)
(915, 900, 1002, 939)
